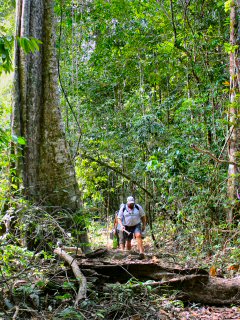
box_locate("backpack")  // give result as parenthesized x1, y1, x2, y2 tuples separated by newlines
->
(122, 204, 139, 213)
(120, 204, 140, 226)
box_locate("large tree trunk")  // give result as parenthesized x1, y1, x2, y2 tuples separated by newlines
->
(227, 0, 240, 223)
(12, 0, 88, 246)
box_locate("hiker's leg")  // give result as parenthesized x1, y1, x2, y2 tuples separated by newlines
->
(116, 230, 120, 248)
(118, 230, 125, 250)
(135, 234, 144, 254)
(124, 227, 133, 250)
(134, 224, 144, 254)
(126, 239, 131, 250)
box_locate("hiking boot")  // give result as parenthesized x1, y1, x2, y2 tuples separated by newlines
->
(139, 253, 145, 260)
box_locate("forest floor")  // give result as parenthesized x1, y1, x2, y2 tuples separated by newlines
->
(1, 231, 240, 319)
(72, 245, 240, 320)
(83, 234, 240, 320)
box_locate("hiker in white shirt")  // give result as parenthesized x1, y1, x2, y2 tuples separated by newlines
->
(118, 196, 146, 259)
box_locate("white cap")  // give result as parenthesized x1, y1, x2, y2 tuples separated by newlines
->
(127, 196, 135, 204)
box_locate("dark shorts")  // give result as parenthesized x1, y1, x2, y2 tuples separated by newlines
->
(119, 223, 142, 244)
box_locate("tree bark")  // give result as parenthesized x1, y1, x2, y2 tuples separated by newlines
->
(12, 0, 88, 246)
(227, 0, 240, 223)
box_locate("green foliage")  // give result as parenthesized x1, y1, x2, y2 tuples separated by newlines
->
(17, 36, 42, 54)
(55, 307, 84, 319)
(224, 0, 234, 12)
(55, 293, 73, 301)
(1, 1, 239, 318)
(0, 244, 34, 276)
(0, 0, 14, 74)
(0, 1, 42, 75)
(0, 0, 233, 258)
(12, 134, 26, 145)
(0, 4, 237, 310)
(58, 0, 229, 229)
(0, 34, 42, 75)
(224, 42, 239, 54)
(0, 35, 13, 74)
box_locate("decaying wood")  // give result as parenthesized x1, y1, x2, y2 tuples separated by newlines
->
(173, 276, 240, 305)
(85, 248, 108, 258)
(107, 273, 240, 305)
(61, 246, 82, 255)
(79, 260, 208, 283)
(75, 249, 240, 305)
(54, 248, 87, 306)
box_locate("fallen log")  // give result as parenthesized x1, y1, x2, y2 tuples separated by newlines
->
(141, 274, 240, 305)
(169, 276, 240, 305)
(78, 260, 208, 283)
(75, 249, 240, 305)
(61, 246, 82, 255)
(104, 274, 240, 305)
(54, 248, 87, 306)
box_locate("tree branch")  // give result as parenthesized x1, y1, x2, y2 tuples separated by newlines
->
(169, 0, 201, 84)
(191, 144, 237, 165)
(54, 247, 87, 306)
(217, 126, 234, 163)
(82, 153, 155, 199)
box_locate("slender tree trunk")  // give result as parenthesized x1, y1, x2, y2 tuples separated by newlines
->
(12, 0, 88, 246)
(227, 0, 240, 223)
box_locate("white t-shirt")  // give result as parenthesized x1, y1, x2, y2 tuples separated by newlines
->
(118, 204, 145, 227)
